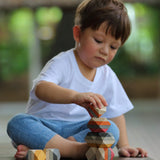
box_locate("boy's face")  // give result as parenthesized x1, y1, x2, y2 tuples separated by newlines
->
(75, 22, 121, 69)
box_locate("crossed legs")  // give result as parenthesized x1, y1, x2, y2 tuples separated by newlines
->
(15, 135, 89, 159)
(7, 114, 119, 159)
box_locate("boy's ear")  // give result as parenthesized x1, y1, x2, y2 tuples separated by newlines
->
(73, 25, 81, 42)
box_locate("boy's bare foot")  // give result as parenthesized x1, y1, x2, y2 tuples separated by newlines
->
(15, 145, 29, 159)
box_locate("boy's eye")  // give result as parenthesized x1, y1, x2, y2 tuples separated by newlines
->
(94, 38, 102, 44)
(110, 46, 117, 50)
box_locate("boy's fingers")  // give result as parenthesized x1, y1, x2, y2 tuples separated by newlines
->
(82, 93, 107, 109)
(130, 149, 139, 157)
(118, 148, 130, 157)
(88, 96, 97, 108)
(90, 94, 104, 109)
(99, 94, 108, 106)
(90, 94, 107, 108)
(136, 148, 148, 157)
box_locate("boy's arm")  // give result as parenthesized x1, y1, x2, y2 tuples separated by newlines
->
(110, 115, 147, 157)
(35, 81, 77, 104)
(110, 115, 129, 149)
(35, 81, 107, 109)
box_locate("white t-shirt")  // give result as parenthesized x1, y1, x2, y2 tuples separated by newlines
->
(26, 48, 133, 121)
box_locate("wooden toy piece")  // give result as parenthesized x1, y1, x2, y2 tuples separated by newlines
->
(87, 117, 111, 132)
(87, 105, 106, 118)
(85, 132, 115, 148)
(28, 149, 60, 160)
(46, 148, 60, 160)
(85, 147, 97, 160)
(28, 149, 46, 160)
(96, 148, 114, 160)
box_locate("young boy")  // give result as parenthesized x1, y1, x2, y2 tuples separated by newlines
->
(7, 0, 147, 159)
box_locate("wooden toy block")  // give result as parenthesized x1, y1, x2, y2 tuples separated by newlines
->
(28, 149, 46, 160)
(85, 147, 97, 160)
(87, 105, 106, 118)
(46, 149, 60, 160)
(87, 117, 111, 132)
(28, 149, 60, 160)
(85, 132, 115, 148)
(96, 148, 114, 160)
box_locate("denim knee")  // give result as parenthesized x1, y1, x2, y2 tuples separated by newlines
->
(108, 120, 119, 148)
(7, 114, 30, 141)
(7, 114, 39, 145)
(7, 114, 55, 149)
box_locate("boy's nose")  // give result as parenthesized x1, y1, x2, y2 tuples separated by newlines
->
(100, 45, 109, 55)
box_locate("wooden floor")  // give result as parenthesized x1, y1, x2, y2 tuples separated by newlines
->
(0, 99, 159, 160)
(0, 156, 154, 160)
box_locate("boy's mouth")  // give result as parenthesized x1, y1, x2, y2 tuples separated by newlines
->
(95, 56, 107, 63)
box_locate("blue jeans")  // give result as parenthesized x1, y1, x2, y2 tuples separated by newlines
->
(7, 114, 119, 149)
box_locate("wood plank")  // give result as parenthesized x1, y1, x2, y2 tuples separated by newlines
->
(0, 156, 154, 160)
(113, 157, 154, 160)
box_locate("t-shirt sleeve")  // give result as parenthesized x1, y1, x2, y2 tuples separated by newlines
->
(30, 55, 67, 99)
(34, 58, 64, 85)
(102, 66, 134, 118)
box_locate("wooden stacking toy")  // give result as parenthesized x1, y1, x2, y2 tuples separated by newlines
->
(28, 148, 60, 160)
(86, 147, 114, 160)
(85, 105, 115, 160)
(87, 105, 106, 118)
(87, 117, 111, 132)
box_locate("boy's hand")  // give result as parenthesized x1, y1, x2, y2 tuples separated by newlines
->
(118, 146, 148, 158)
(72, 92, 107, 109)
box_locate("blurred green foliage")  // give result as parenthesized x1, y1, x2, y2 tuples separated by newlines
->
(0, 42, 28, 80)
(36, 7, 63, 25)
(0, 7, 62, 81)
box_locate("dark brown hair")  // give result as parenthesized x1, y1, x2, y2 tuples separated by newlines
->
(75, 0, 131, 45)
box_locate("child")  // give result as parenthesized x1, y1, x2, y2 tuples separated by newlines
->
(7, 0, 147, 159)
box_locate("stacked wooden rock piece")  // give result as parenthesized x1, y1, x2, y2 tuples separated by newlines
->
(28, 148, 60, 160)
(85, 105, 115, 160)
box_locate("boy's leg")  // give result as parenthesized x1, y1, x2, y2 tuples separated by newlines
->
(7, 114, 55, 149)
(14, 136, 89, 159)
(7, 114, 89, 159)
(45, 134, 89, 159)
(107, 120, 120, 148)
